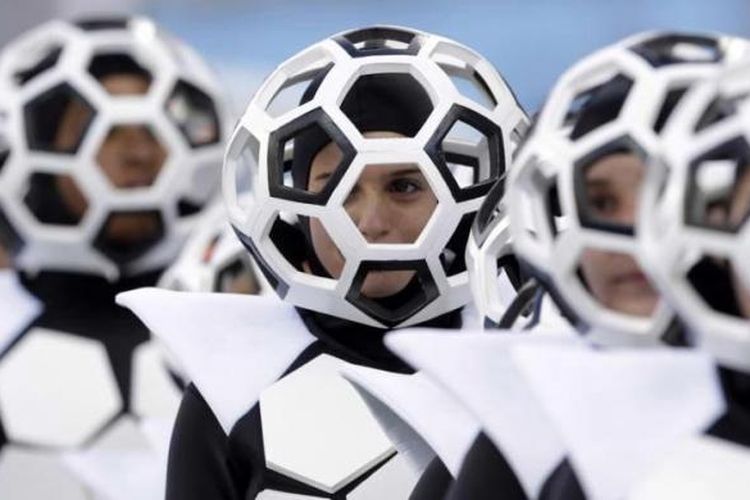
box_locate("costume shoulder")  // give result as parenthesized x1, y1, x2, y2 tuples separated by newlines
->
(386, 327, 575, 498)
(0, 270, 42, 354)
(512, 343, 725, 500)
(341, 363, 479, 477)
(117, 288, 315, 433)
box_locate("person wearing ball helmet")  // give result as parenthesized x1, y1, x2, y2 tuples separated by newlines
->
(0, 16, 228, 499)
(118, 25, 528, 500)
(385, 31, 750, 500)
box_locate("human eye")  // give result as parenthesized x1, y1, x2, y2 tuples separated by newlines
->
(588, 190, 619, 216)
(389, 177, 423, 195)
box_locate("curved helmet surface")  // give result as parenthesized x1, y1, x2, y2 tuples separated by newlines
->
(640, 59, 750, 371)
(223, 25, 528, 328)
(506, 31, 750, 346)
(0, 16, 230, 279)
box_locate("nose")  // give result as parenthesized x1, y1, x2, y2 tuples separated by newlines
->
(349, 192, 391, 243)
(119, 128, 163, 187)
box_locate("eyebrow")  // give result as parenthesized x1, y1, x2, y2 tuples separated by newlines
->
(584, 177, 613, 189)
(387, 167, 424, 178)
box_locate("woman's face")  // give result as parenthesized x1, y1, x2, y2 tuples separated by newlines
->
(728, 167, 750, 318)
(306, 131, 438, 298)
(578, 152, 660, 316)
(54, 73, 165, 245)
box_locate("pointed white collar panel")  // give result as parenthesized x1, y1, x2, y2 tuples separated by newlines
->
(341, 365, 480, 477)
(117, 288, 314, 433)
(0, 270, 42, 355)
(630, 434, 750, 499)
(513, 344, 725, 500)
(386, 328, 576, 497)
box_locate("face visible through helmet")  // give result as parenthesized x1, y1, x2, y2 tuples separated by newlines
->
(506, 31, 750, 345)
(0, 17, 228, 279)
(225, 25, 528, 328)
(639, 60, 750, 370)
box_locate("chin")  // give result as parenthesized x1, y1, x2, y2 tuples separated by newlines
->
(360, 271, 413, 299)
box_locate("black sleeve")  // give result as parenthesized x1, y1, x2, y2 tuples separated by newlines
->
(166, 383, 239, 500)
(445, 432, 528, 500)
(538, 458, 586, 500)
(409, 456, 453, 500)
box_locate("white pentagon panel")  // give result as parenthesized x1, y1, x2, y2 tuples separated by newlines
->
(131, 341, 182, 419)
(0, 446, 88, 500)
(347, 453, 418, 500)
(260, 354, 394, 494)
(0, 328, 122, 447)
(87, 415, 150, 451)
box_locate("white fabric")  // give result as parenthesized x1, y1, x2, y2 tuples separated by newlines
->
(386, 328, 575, 497)
(341, 365, 479, 477)
(117, 288, 314, 433)
(0, 270, 41, 354)
(631, 435, 750, 500)
(513, 344, 725, 500)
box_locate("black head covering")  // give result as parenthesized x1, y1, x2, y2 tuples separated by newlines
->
(291, 72, 433, 190)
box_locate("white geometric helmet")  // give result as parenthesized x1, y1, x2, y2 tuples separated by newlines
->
(158, 195, 269, 295)
(223, 25, 528, 328)
(0, 16, 229, 280)
(640, 60, 750, 371)
(506, 31, 750, 346)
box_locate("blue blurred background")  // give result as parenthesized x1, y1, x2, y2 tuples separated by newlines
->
(2, 0, 749, 113)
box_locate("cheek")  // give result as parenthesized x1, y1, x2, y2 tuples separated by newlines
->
(579, 248, 610, 297)
(403, 195, 438, 240)
(309, 218, 344, 278)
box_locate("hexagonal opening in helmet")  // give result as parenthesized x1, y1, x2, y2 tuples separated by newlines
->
(630, 34, 722, 68)
(573, 137, 647, 234)
(24, 83, 96, 154)
(335, 27, 422, 57)
(341, 161, 439, 247)
(96, 124, 167, 189)
(23, 172, 89, 226)
(576, 247, 660, 319)
(93, 209, 164, 264)
(685, 137, 750, 233)
(565, 73, 633, 141)
(166, 80, 221, 148)
(340, 73, 433, 139)
(426, 104, 504, 202)
(268, 109, 356, 205)
(88, 53, 152, 95)
(346, 260, 439, 327)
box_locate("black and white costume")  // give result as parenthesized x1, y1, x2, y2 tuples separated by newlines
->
(119, 289, 476, 499)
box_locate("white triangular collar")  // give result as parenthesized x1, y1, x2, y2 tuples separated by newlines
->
(386, 328, 576, 496)
(0, 270, 41, 355)
(513, 344, 726, 500)
(117, 288, 314, 433)
(341, 365, 479, 477)
(630, 434, 750, 499)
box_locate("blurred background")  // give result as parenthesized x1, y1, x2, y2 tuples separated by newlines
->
(2, 0, 749, 115)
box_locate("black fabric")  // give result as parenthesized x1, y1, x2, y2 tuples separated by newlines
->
(538, 459, 586, 500)
(569, 76, 631, 140)
(291, 72, 433, 190)
(409, 456, 452, 500)
(166, 384, 236, 500)
(705, 366, 750, 447)
(444, 432, 528, 500)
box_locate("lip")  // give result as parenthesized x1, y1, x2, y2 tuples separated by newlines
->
(610, 270, 650, 286)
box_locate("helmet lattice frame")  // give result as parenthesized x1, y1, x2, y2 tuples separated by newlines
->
(0, 17, 229, 279)
(506, 31, 750, 345)
(224, 26, 528, 328)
